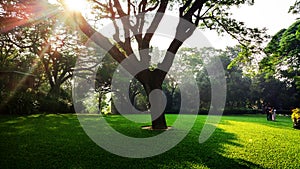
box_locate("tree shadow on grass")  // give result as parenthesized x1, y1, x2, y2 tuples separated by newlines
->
(0, 114, 265, 169)
(0, 114, 87, 169)
(142, 126, 264, 169)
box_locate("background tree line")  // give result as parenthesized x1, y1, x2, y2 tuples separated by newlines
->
(114, 46, 299, 115)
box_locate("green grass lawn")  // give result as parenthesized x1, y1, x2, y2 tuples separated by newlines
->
(0, 114, 299, 169)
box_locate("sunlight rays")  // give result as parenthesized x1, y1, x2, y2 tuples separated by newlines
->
(1, 1, 60, 33)
(0, 1, 73, 112)
(63, 0, 88, 13)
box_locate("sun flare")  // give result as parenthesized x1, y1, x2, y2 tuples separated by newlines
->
(64, 0, 87, 12)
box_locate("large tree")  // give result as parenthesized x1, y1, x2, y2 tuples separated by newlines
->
(29, 19, 89, 96)
(66, 0, 267, 129)
(1, 0, 93, 96)
(261, 20, 300, 92)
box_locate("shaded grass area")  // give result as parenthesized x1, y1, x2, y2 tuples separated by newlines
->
(0, 114, 299, 169)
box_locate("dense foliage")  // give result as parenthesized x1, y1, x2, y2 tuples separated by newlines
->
(262, 20, 300, 83)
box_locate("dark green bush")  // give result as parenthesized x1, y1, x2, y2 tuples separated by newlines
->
(223, 108, 261, 115)
(196, 108, 261, 115)
(0, 88, 75, 115)
(0, 89, 39, 115)
(38, 94, 74, 114)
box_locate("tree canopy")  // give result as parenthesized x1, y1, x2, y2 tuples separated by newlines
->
(68, 0, 268, 129)
(261, 20, 300, 91)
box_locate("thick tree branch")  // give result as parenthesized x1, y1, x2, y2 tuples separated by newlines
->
(73, 12, 127, 64)
(112, 0, 136, 60)
(179, 0, 193, 17)
(139, 0, 168, 65)
(144, 1, 159, 13)
(158, 38, 184, 73)
(138, 0, 147, 13)
(113, 0, 127, 17)
(158, 0, 206, 73)
(182, 0, 206, 23)
(143, 0, 168, 46)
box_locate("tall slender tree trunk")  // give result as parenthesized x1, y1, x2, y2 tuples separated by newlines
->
(98, 92, 103, 114)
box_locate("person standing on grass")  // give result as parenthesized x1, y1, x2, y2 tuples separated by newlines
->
(272, 108, 276, 121)
(265, 104, 270, 120)
(266, 104, 273, 121)
(269, 107, 274, 121)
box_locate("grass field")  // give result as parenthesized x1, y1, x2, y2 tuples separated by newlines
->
(0, 114, 299, 169)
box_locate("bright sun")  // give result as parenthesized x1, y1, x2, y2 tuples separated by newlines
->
(64, 0, 87, 12)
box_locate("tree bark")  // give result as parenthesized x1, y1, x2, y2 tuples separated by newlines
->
(98, 92, 102, 114)
(49, 84, 61, 97)
(138, 69, 167, 130)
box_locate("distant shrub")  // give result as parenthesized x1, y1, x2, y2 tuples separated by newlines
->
(38, 94, 74, 114)
(196, 108, 260, 115)
(0, 87, 75, 115)
(0, 89, 39, 115)
(291, 108, 300, 129)
(223, 108, 261, 115)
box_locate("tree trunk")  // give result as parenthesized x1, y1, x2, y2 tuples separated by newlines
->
(139, 69, 168, 130)
(98, 92, 102, 114)
(111, 99, 119, 115)
(49, 84, 61, 97)
(144, 83, 167, 130)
